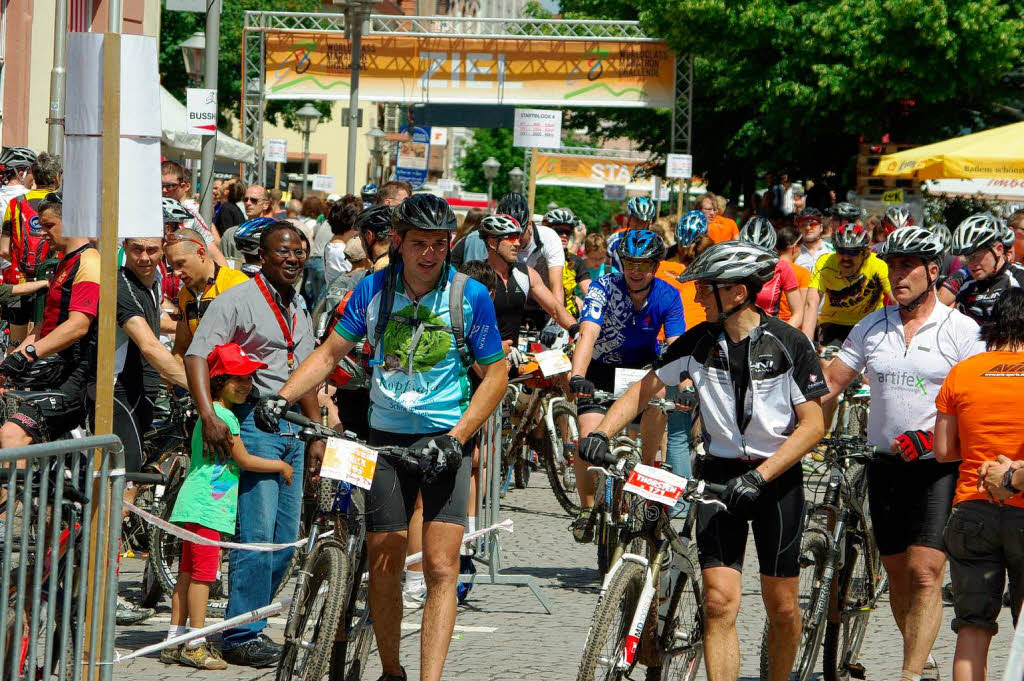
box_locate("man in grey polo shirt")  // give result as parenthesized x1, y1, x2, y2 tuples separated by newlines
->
(184, 221, 325, 668)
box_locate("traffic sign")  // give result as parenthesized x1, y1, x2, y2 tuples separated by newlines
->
(185, 88, 217, 136)
(665, 153, 693, 179)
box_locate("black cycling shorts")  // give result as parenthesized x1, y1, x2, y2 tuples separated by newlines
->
(577, 360, 654, 417)
(817, 323, 855, 348)
(365, 428, 473, 533)
(868, 456, 958, 556)
(7, 375, 88, 445)
(696, 457, 805, 578)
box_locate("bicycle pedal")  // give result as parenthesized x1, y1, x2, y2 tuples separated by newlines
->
(848, 663, 866, 679)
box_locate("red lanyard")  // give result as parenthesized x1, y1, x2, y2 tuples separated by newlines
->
(255, 274, 297, 368)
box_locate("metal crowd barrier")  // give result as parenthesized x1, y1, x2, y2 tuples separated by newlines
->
(0, 435, 125, 681)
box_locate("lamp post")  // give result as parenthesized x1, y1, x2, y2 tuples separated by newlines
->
(482, 156, 501, 210)
(508, 166, 524, 194)
(366, 127, 387, 185)
(179, 32, 206, 87)
(295, 103, 322, 197)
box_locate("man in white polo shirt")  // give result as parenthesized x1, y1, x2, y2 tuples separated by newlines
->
(822, 227, 984, 681)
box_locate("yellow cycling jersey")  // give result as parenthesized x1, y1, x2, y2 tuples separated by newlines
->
(810, 251, 891, 326)
(563, 257, 580, 317)
(177, 265, 250, 337)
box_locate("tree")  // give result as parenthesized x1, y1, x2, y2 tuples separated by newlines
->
(159, 0, 331, 130)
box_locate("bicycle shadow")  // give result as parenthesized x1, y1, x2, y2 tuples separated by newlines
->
(500, 503, 574, 520)
(505, 565, 602, 594)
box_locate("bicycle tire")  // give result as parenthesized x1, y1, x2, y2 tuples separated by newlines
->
(843, 403, 868, 439)
(596, 512, 615, 575)
(514, 443, 532, 489)
(759, 533, 830, 681)
(543, 400, 581, 516)
(332, 552, 373, 681)
(276, 543, 348, 681)
(659, 544, 704, 681)
(822, 535, 874, 681)
(578, 559, 646, 681)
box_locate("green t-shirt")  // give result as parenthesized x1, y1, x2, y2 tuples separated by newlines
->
(170, 402, 242, 535)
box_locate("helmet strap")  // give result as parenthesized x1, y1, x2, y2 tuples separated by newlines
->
(712, 283, 748, 323)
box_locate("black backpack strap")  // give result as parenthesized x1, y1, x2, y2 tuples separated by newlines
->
(448, 271, 471, 368)
(371, 265, 398, 364)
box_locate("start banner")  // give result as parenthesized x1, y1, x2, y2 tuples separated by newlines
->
(263, 32, 675, 108)
(534, 151, 656, 191)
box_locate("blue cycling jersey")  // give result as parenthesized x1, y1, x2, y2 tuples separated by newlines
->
(335, 265, 505, 434)
(580, 272, 686, 365)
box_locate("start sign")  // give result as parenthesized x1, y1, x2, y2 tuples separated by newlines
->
(186, 88, 217, 136)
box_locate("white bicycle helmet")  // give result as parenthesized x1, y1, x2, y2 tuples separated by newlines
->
(626, 196, 656, 222)
(930, 223, 952, 253)
(678, 241, 778, 285)
(162, 197, 192, 224)
(543, 208, 577, 228)
(882, 206, 914, 234)
(739, 216, 777, 251)
(950, 213, 1003, 256)
(877, 227, 944, 263)
(832, 222, 870, 250)
(477, 213, 522, 237)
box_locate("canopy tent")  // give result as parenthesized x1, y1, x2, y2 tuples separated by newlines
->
(873, 121, 1024, 180)
(923, 177, 1024, 202)
(160, 87, 254, 164)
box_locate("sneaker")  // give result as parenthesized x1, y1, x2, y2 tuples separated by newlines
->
(180, 641, 228, 670)
(158, 644, 181, 665)
(115, 597, 155, 625)
(220, 633, 283, 668)
(403, 586, 427, 609)
(376, 668, 407, 681)
(922, 656, 939, 681)
(941, 582, 955, 605)
(570, 508, 596, 544)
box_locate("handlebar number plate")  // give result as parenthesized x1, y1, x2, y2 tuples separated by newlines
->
(320, 437, 379, 490)
(624, 463, 686, 506)
(534, 349, 572, 377)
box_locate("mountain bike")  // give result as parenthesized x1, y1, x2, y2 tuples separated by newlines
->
(577, 449, 725, 681)
(759, 435, 889, 681)
(274, 411, 428, 681)
(818, 347, 870, 439)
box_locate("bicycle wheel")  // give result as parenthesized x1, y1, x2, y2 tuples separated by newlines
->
(759, 533, 830, 681)
(514, 442, 532, 489)
(331, 553, 373, 681)
(659, 544, 704, 681)
(276, 543, 348, 681)
(822, 535, 875, 681)
(543, 400, 581, 516)
(148, 478, 185, 598)
(578, 560, 647, 681)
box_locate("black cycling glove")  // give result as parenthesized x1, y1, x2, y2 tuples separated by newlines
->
(578, 431, 611, 465)
(254, 394, 289, 433)
(410, 434, 464, 484)
(0, 351, 30, 379)
(722, 469, 766, 515)
(570, 374, 595, 397)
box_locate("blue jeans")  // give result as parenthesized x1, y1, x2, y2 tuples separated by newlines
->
(222, 402, 305, 649)
(664, 385, 693, 517)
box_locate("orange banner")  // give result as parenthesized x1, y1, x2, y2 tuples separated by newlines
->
(534, 152, 656, 190)
(263, 32, 675, 108)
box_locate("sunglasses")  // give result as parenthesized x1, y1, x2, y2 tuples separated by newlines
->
(500, 234, 522, 243)
(621, 259, 656, 273)
(836, 247, 864, 257)
(244, 196, 266, 204)
(695, 282, 735, 295)
(164, 232, 206, 248)
(162, 181, 183, 190)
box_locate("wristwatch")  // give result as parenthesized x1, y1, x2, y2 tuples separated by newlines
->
(24, 344, 37, 360)
(1002, 468, 1019, 495)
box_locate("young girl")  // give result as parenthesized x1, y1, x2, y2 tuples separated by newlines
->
(161, 342, 293, 670)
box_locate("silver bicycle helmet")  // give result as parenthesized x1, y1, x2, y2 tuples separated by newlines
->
(0, 146, 36, 170)
(950, 213, 1003, 256)
(739, 216, 777, 251)
(161, 197, 192, 224)
(832, 222, 870, 250)
(477, 213, 523, 237)
(677, 241, 778, 285)
(542, 208, 577, 228)
(877, 227, 944, 263)
(626, 196, 656, 222)
(930, 223, 952, 253)
(882, 206, 914, 233)
(830, 202, 862, 222)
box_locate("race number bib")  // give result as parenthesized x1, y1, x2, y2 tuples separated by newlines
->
(320, 438, 379, 490)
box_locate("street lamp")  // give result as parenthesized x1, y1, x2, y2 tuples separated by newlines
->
(482, 156, 501, 210)
(179, 32, 206, 86)
(508, 166, 524, 194)
(295, 103, 322, 197)
(366, 127, 387, 186)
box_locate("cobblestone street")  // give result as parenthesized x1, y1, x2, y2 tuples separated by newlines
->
(115, 477, 1015, 680)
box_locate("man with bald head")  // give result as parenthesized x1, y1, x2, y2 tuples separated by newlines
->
(245, 184, 274, 219)
(164, 228, 250, 359)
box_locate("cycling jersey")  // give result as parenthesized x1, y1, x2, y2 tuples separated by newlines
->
(492, 263, 531, 343)
(837, 302, 984, 454)
(176, 264, 250, 338)
(756, 260, 799, 316)
(778, 262, 810, 323)
(707, 215, 739, 244)
(581, 272, 686, 365)
(334, 265, 505, 434)
(795, 241, 834, 273)
(606, 229, 626, 271)
(564, 253, 589, 316)
(953, 261, 1024, 328)
(654, 314, 828, 460)
(810, 251, 891, 326)
(656, 259, 706, 333)
(3, 188, 52, 285)
(40, 244, 100, 376)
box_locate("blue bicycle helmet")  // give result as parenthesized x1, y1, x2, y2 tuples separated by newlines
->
(626, 196, 656, 223)
(361, 183, 378, 203)
(616, 229, 665, 262)
(675, 210, 708, 247)
(234, 217, 277, 255)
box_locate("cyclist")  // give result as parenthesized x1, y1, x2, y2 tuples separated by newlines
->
(161, 160, 228, 266)
(569, 229, 685, 542)
(164, 227, 249, 359)
(607, 196, 657, 270)
(578, 241, 827, 681)
(738, 216, 802, 326)
(255, 194, 506, 681)
(943, 213, 1024, 329)
(802, 221, 892, 346)
(543, 207, 592, 312)
(232, 216, 278, 278)
(821, 227, 983, 681)
(184, 221, 322, 667)
(776, 226, 810, 325)
(794, 207, 834, 272)
(0, 146, 34, 213)
(874, 205, 914, 251)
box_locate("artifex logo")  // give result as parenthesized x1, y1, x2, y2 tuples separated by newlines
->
(876, 370, 927, 395)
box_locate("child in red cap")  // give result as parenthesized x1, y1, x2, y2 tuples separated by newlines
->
(162, 342, 294, 669)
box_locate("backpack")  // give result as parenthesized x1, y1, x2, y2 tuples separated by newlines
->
(9, 194, 51, 281)
(320, 269, 372, 389)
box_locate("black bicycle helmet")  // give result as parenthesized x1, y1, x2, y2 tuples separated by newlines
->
(830, 202, 862, 222)
(794, 207, 823, 225)
(739, 216, 777, 251)
(0, 146, 36, 171)
(354, 205, 394, 238)
(392, 194, 456, 233)
(11, 355, 66, 390)
(496, 193, 531, 230)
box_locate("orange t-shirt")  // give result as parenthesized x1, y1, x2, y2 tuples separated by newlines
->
(708, 215, 739, 243)
(936, 351, 1024, 509)
(656, 260, 706, 340)
(778, 262, 811, 322)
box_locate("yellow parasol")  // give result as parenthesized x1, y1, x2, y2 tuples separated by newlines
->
(872, 121, 1024, 180)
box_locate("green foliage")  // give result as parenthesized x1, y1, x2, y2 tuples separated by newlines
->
(536, 186, 622, 232)
(454, 128, 525, 198)
(924, 194, 1014, 229)
(159, 0, 331, 129)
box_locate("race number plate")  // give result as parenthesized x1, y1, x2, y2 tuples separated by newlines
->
(320, 437, 378, 490)
(613, 367, 647, 396)
(623, 464, 686, 506)
(534, 349, 572, 377)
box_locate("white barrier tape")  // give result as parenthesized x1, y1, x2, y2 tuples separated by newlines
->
(98, 468, 126, 478)
(403, 518, 513, 568)
(124, 502, 312, 552)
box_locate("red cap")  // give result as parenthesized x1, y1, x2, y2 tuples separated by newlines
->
(208, 343, 268, 379)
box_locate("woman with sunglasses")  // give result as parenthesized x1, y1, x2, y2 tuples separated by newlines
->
(568, 229, 685, 543)
(801, 221, 893, 347)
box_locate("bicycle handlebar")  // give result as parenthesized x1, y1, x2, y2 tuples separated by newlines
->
(279, 411, 427, 472)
